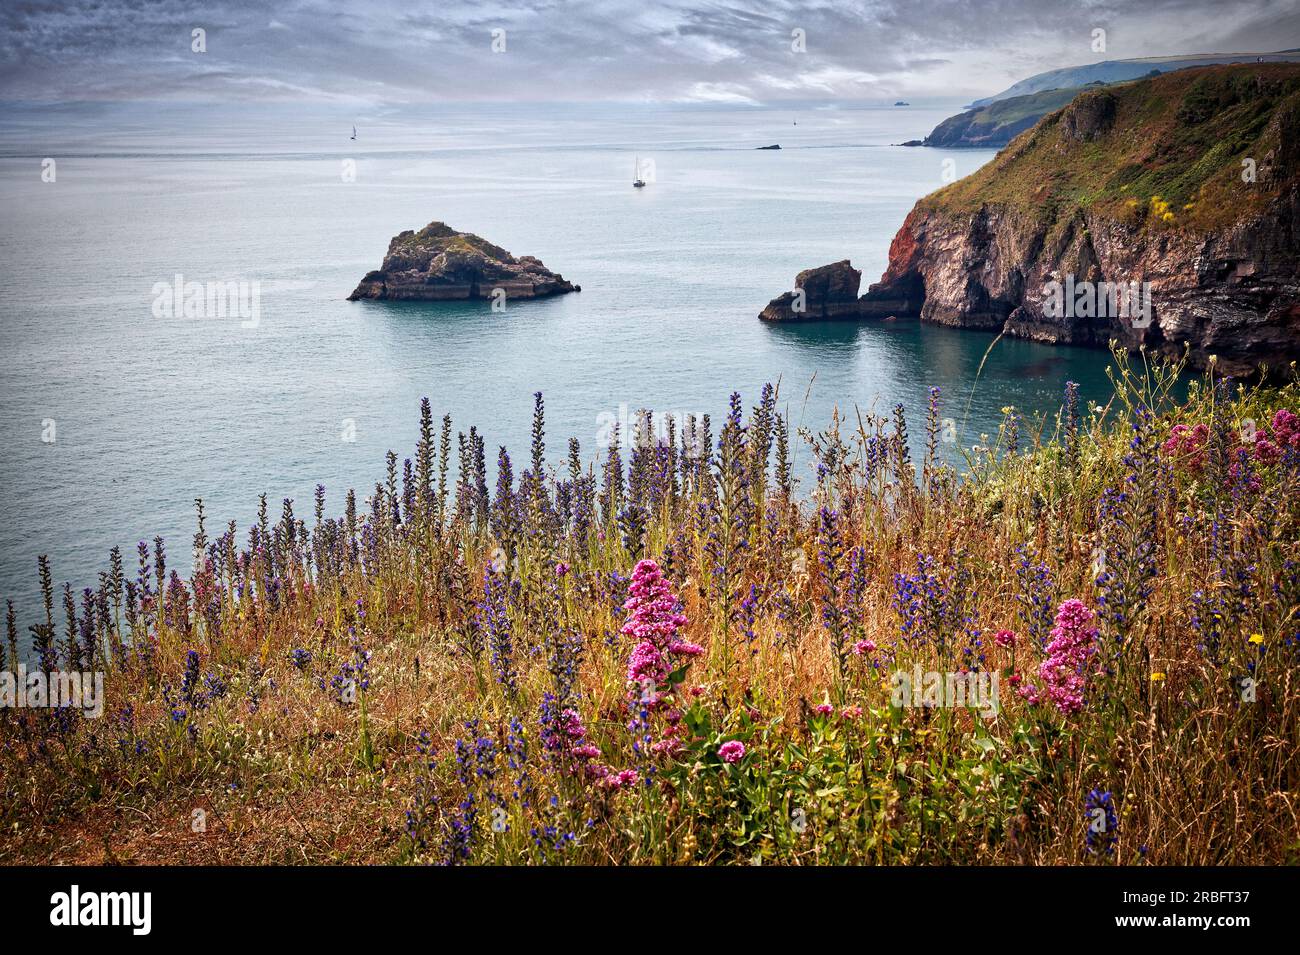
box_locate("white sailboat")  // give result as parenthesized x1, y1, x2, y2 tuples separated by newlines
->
(633, 156, 646, 188)
(350, 125, 357, 141)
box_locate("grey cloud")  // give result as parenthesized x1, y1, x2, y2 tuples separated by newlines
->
(0, 0, 1296, 104)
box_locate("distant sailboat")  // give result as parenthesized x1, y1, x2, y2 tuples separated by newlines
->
(793, 115, 797, 125)
(633, 156, 646, 188)
(350, 125, 357, 141)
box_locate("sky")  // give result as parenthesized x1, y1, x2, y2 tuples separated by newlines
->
(1, 0, 1298, 105)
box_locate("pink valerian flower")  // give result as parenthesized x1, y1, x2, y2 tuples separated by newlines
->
(599, 768, 640, 791)
(561, 709, 588, 739)
(995, 629, 1016, 649)
(621, 559, 698, 704)
(621, 559, 689, 646)
(1020, 599, 1099, 715)
(1165, 411, 1298, 474)
(627, 640, 667, 685)
(718, 740, 746, 764)
(620, 560, 705, 758)
(851, 639, 877, 655)
(814, 703, 834, 716)
(1015, 681, 1041, 704)
(840, 705, 862, 720)
(1162, 423, 1210, 471)
(668, 641, 704, 657)
(1271, 409, 1300, 448)
(651, 736, 685, 756)
(1253, 437, 1281, 464)
(1248, 409, 1300, 464)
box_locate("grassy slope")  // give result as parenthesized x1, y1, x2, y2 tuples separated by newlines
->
(1, 355, 1298, 866)
(926, 86, 1098, 146)
(928, 63, 1300, 233)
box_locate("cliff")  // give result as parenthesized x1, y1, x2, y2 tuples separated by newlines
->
(768, 64, 1300, 376)
(922, 85, 1102, 149)
(349, 221, 579, 302)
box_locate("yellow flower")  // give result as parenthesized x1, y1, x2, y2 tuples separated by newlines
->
(1150, 672, 1166, 682)
(1249, 633, 1264, 645)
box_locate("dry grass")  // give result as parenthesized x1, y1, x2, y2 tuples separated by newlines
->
(2, 348, 1298, 865)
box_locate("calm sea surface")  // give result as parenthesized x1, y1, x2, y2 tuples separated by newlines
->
(0, 101, 1123, 635)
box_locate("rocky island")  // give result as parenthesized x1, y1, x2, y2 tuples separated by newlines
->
(762, 64, 1300, 376)
(348, 221, 580, 301)
(760, 261, 863, 321)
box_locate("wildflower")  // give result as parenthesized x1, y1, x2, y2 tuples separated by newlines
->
(555, 561, 570, 577)
(620, 559, 692, 699)
(1062, 381, 1081, 469)
(479, 566, 517, 697)
(650, 736, 684, 756)
(994, 629, 1016, 649)
(818, 507, 850, 683)
(1270, 409, 1300, 448)
(599, 768, 640, 791)
(814, 703, 834, 715)
(621, 559, 689, 647)
(1150, 672, 1166, 681)
(1096, 410, 1161, 646)
(840, 705, 862, 720)
(851, 639, 876, 655)
(1084, 789, 1119, 855)
(1248, 633, 1264, 645)
(718, 740, 746, 764)
(1253, 437, 1281, 464)
(1163, 422, 1209, 471)
(1015, 545, 1057, 649)
(1032, 599, 1100, 716)
(627, 641, 667, 686)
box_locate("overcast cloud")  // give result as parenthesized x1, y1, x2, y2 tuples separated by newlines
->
(1, 0, 1298, 104)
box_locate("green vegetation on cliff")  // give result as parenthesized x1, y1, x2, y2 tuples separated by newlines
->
(928, 63, 1300, 232)
(924, 84, 1107, 148)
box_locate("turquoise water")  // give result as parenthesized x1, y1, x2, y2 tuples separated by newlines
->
(0, 102, 1121, 630)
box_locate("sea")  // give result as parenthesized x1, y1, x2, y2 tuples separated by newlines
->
(0, 99, 1124, 636)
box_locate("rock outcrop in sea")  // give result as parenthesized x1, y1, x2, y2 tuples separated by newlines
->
(349, 221, 579, 302)
(760, 260, 862, 322)
(761, 64, 1300, 376)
